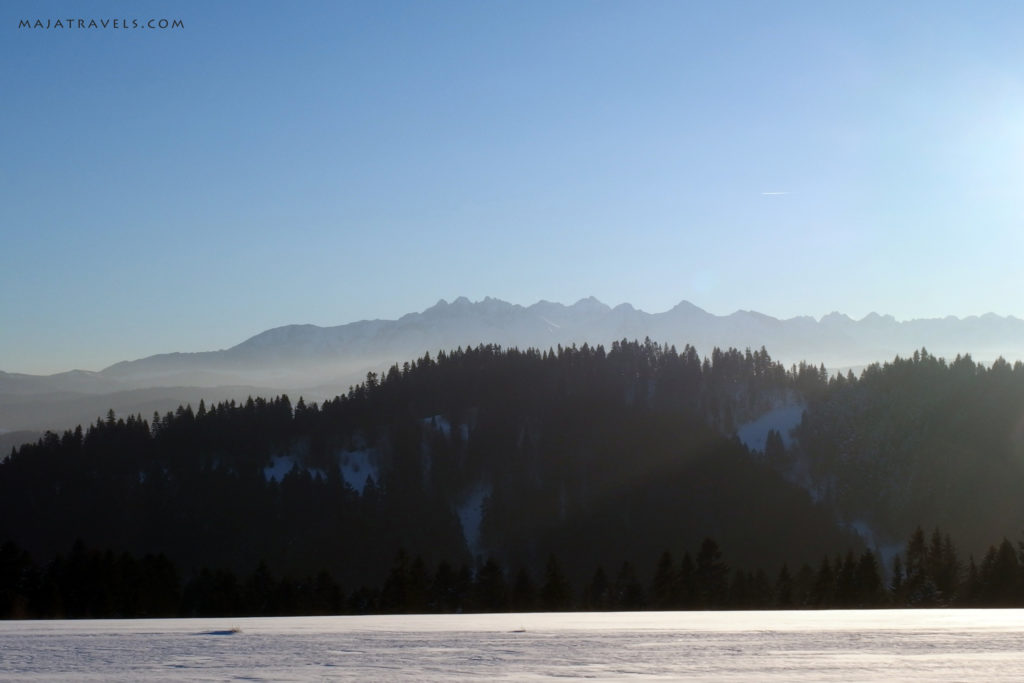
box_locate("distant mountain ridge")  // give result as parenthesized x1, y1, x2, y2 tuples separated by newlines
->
(4, 296, 1024, 435)
(101, 296, 1024, 381)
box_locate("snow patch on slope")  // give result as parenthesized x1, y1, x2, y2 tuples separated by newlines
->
(263, 454, 327, 482)
(422, 415, 452, 437)
(264, 455, 298, 482)
(422, 414, 469, 441)
(849, 519, 903, 567)
(458, 484, 491, 558)
(849, 520, 876, 546)
(737, 400, 804, 452)
(338, 449, 377, 494)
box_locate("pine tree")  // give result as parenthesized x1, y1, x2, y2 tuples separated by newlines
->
(835, 551, 858, 607)
(890, 555, 906, 604)
(650, 551, 676, 609)
(811, 556, 835, 606)
(511, 567, 537, 612)
(695, 538, 728, 608)
(473, 558, 508, 613)
(541, 555, 571, 611)
(774, 563, 794, 608)
(678, 552, 696, 608)
(613, 561, 645, 610)
(584, 566, 610, 611)
(854, 549, 885, 607)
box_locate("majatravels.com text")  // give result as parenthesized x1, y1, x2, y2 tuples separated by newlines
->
(19, 18, 184, 30)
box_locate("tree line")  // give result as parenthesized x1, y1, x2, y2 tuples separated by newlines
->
(4, 526, 1024, 618)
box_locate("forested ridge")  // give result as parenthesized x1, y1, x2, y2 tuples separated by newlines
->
(4, 525, 1024, 618)
(3, 340, 1024, 617)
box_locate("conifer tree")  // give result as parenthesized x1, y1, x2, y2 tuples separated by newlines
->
(811, 556, 835, 606)
(584, 566, 610, 611)
(613, 561, 645, 610)
(541, 554, 572, 611)
(695, 538, 728, 608)
(774, 563, 793, 608)
(473, 558, 508, 613)
(650, 551, 676, 609)
(511, 567, 537, 612)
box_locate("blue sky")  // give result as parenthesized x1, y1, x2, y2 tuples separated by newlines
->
(3, 1, 1024, 374)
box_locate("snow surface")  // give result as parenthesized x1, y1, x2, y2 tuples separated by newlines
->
(4, 610, 1024, 681)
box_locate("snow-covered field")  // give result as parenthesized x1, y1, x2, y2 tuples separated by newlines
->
(3, 610, 1024, 681)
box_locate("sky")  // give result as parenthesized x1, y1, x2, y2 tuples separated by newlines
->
(3, 1, 1024, 375)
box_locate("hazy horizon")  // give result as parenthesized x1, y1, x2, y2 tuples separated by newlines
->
(5, 2, 1024, 374)
(5, 294, 1023, 377)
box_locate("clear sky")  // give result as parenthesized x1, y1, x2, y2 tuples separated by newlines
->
(3, 1, 1024, 374)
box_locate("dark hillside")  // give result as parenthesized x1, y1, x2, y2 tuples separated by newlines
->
(1, 341, 847, 590)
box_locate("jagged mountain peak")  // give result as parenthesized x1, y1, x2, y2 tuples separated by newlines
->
(860, 312, 897, 325)
(667, 300, 710, 316)
(569, 296, 610, 312)
(821, 311, 854, 324)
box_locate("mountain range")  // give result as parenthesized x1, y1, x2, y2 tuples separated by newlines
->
(4, 296, 1024, 440)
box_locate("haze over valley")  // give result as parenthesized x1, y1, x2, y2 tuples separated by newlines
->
(4, 296, 1024, 440)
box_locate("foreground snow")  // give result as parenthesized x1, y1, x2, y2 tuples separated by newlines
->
(3, 610, 1024, 681)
